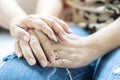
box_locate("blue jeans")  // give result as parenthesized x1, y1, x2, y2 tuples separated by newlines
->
(0, 25, 95, 80)
(1, 25, 120, 80)
(93, 48, 120, 80)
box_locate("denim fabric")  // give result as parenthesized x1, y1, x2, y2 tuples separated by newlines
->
(0, 25, 95, 80)
(93, 48, 120, 80)
(0, 54, 95, 80)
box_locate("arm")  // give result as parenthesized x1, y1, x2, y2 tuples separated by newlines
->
(36, 0, 64, 17)
(46, 17, 120, 68)
(89, 17, 120, 57)
(0, 0, 27, 29)
(11, 0, 71, 66)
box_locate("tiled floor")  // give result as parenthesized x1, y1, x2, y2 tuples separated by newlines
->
(0, 29, 15, 63)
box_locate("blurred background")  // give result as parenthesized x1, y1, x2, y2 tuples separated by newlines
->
(0, 28, 15, 63)
(0, 0, 37, 63)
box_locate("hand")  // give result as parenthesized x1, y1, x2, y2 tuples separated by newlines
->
(10, 15, 72, 42)
(11, 14, 72, 66)
(10, 16, 30, 41)
(14, 29, 100, 68)
(14, 29, 55, 67)
(47, 34, 101, 68)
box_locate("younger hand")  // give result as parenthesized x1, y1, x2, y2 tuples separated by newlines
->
(48, 34, 100, 68)
(10, 15, 72, 42)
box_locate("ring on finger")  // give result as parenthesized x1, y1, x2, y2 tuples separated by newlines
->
(54, 50, 59, 60)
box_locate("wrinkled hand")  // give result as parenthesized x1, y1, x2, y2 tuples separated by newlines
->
(15, 30, 100, 68)
(10, 15, 72, 42)
(15, 29, 56, 67)
(11, 14, 72, 66)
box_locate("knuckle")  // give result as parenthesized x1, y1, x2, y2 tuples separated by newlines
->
(59, 60, 66, 67)
(58, 29, 64, 34)
(49, 19, 55, 24)
(38, 22, 47, 28)
(30, 38, 38, 46)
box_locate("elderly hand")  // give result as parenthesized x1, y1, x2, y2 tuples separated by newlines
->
(10, 15, 72, 42)
(14, 29, 55, 67)
(23, 29, 100, 68)
(11, 14, 72, 66)
(15, 28, 101, 68)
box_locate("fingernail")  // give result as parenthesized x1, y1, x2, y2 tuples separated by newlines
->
(15, 50, 21, 58)
(28, 58, 36, 65)
(24, 35, 29, 41)
(50, 56, 55, 63)
(52, 35, 57, 42)
(48, 34, 57, 42)
(41, 60, 47, 67)
(17, 53, 22, 58)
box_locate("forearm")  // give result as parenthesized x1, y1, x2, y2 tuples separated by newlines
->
(35, 0, 64, 17)
(0, 0, 27, 29)
(90, 17, 120, 56)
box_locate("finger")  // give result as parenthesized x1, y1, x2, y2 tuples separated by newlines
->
(40, 17, 65, 40)
(28, 30, 47, 67)
(20, 40, 36, 65)
(14, 40, 22, 58)
(64, 34, 80, 40)
(48, 16, 72, 33)
(47, 59, 72, 68)
(10, 25, 29, 41)
(34, 30, 55, 63)
(52, 49, 73, 60)
(26, 18, 57, 42)
(52, 44, 62, 51)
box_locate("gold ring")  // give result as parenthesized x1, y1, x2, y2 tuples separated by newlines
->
(54, 51, 59, 60)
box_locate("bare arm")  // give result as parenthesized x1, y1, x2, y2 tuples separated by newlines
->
(0, 0, 27, 29)
(89, 17, 120, 57)
(8, 0, 71, 66)
(36, 0, 64, 17)
(46, 17, 120, 68)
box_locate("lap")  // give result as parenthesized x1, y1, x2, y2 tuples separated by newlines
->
(93, 48, 120, 80)
(70, 25, 120, 80)
(0, 53, 94, 80)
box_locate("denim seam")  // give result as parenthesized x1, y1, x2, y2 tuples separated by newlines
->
(47, 68, 57, 80)
(66, 68, 73, 80)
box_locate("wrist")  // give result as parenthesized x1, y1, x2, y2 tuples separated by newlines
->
(81, 35, 104, 58)
(9, 14, 27, 26)
(88, 33, 111, 57)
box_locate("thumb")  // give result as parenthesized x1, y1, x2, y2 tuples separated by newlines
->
(10, 25, 29, 41)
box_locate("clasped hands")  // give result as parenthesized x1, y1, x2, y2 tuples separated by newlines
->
(10, 14, 100, 68)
